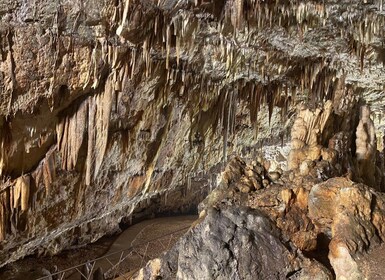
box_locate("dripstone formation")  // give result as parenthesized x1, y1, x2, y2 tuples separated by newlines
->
(135, 103, 385, 280)
(0, 0, 385, 278)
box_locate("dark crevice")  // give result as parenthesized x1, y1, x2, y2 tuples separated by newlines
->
(303, 233, 336, 278)
(370, 195, 382, 241)
(118, 186, 200, 231)
(286, 268, 302, 278)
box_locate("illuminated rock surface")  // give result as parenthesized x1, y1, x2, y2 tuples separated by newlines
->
(1, 0, 385, 279)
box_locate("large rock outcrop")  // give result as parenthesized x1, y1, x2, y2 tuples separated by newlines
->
(136, 157, 385, 280)
(308, 178, 385, 280)
(134, 206, 332, 280)
(135, 101, 385, 280)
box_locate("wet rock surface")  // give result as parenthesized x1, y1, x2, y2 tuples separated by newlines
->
(1, 0, 385, 276)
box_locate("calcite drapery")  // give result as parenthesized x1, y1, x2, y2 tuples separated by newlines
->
(0, 0, 384, 268)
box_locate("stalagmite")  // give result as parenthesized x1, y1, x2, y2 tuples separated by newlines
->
(356, 105, 376, 187)
(288, 101, 333, 169)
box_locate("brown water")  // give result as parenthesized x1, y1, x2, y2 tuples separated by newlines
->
(0, 215, 197, 280)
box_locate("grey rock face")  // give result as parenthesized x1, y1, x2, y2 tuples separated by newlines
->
(1, 0, 385, 268)
(176, 207, 295, 280)
(135, 206, 332, 280)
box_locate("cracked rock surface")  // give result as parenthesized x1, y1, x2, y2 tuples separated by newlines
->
(135, 101, 385, 280)
(1, 0, 385, 273)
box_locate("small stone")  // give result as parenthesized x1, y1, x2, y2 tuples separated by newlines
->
(281, 188, 293, 205)
(263, 160, 271, 171)
(249, 176, 262, 190)
(269, 171, 281, 181)
(268, 160, 279, 172)
(321, 148, 336, 163)
(299, 160, 314, 176)
(244, 165, 257, 177)
(291, 138, 305, 149)
(288, 172, 295, 181)
(238, 184, 252, 193)
(262, 179, 270, 188)
(256, 156, 263, 164)
(307, 145, 322, 161)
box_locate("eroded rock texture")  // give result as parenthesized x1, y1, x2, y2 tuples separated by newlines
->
(138, 156, 385, 279)
(136, 100, 385, 280)
(1, 0, 385, 270)
(134, 206, 333, 280)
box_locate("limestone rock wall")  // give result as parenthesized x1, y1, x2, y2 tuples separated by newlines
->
(0, 0, 385, 267)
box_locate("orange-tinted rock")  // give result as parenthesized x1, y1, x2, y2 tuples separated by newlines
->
(127, 175, 146, 198)
(291, 231, 318, 251)
(309, 177, 385, 279)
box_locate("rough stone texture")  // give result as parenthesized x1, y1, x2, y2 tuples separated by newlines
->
(309, 178, 385, 280)
(1, 0, 385, 269)
(137, 99, 385, 280)
(156, 158, 385, 280)
(134, 206, 332, 280)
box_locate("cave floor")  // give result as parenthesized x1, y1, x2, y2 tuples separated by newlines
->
(358, 242, 385, 280)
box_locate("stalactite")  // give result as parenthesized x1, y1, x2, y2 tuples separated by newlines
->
(360, 44, 366, 73)
(131, 48, 137, 79)
(0, 119, 10, 178)
(13, 179, 21, 210)
(176, 35, 180, 66)
(86, 97, 96, 186)
(142, 40, 148, 79)
(43, 151, 56, 195)
(232, 0, 244, 29)
(34, 164, 43, 190)
(8, 176, 29, 223)
(57, 100, 87, 171)
(18, 175, 30, 211)
(85, 78, 114, 185)
(0, 190, 7, 241)
(0, 136, 6, 178)
(166, 24, 171, 69)
(116, 0, 130, 37)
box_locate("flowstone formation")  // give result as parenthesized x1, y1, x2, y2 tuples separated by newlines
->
(1, 0, 385, 269)
(135, 103, 385, 280)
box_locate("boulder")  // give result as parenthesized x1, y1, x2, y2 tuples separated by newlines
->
(134, 206, 332, 280)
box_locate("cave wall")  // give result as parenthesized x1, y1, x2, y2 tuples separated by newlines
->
(0, 0, 384, 266)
